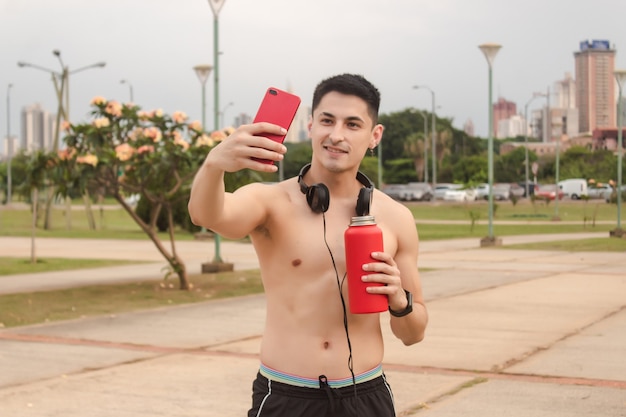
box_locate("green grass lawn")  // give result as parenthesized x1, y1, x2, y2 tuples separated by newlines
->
(0, 269, 263, 328)
(406, 199, 623, 223)
(0, 257, 147, 276)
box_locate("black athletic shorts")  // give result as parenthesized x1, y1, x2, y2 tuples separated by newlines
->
(248, 371, 396, 417)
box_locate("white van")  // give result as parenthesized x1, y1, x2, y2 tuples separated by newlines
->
(558, 179, 588, 199)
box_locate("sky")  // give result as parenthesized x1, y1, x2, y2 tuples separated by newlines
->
(1, 0, 625, 147)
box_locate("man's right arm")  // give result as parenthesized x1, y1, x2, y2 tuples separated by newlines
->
(188, 123, 287, 239)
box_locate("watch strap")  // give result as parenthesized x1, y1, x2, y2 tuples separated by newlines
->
(389, 289, 413, 317)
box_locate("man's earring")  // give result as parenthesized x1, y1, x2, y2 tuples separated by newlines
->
(369, 147, 375, 157)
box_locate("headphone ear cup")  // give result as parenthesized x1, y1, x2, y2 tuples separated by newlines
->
(307, 183, 329, 213)
(356, 186, 372, 216)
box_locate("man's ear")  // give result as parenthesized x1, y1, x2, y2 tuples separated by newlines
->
(370, 124, 384, 149)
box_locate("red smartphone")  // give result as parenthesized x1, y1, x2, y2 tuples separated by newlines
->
(252, 87, 301, 164)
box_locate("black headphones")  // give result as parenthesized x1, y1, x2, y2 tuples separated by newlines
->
(297, 163, 374, 216)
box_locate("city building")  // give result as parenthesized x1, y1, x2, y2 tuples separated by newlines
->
(493, 97, 517, 138)
(463, 119, 475, 137)
(20, 103, 56, 152)
(285, 103, 310, 143)
(233, 112, 253, 127)
(497, 114, 525, 138)
(574, 39, 616, 134)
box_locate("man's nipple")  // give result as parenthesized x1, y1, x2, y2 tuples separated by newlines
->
(292, 259, 302, 267)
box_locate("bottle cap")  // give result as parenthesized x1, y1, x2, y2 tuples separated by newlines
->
(350, 215, 376, 226)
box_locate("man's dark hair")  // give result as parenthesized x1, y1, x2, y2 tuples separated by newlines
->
(312, 73, 381, 125)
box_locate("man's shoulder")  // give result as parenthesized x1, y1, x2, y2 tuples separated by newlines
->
(373, 189, 414, 218)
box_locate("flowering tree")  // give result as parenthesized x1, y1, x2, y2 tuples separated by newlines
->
(52, 97, 227, 289)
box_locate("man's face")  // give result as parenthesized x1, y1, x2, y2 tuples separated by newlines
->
(308, 91, 382, 172)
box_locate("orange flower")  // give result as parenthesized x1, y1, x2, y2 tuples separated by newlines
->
(143, 127, 162, 142)
(172, 111, 188, 124)
(105, 100, 123, 117)
(173, 132, 190, 150)
(115, 143, 135, 161)
(188, 120, 202, 131)
(195, 134, 214, 147)
(90, 96, 107, 106)
(210, 130, 227, 142)
(93, 117, 110, 128)
(137, 111, 151, 121)
(137, 145, 155, 154)
(61, 120, 71, 131)
(77, 154, 98, 167)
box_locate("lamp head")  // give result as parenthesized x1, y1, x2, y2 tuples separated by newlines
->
(17, 62, 27, 68)
(95, 62, 106, 68)
(193, 64, 213, 85)
(53, 50, 61, 57)
(478, 43, 502, 68)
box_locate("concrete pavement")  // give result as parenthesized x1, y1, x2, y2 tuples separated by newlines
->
(0, 233, 625, 416)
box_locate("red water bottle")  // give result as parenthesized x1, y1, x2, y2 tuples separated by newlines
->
(344, 215, 387, 314)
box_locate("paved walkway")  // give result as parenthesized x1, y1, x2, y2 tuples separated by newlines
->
(0, 233, 625, 416)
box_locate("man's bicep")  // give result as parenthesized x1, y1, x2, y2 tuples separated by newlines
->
(214, 187, 269, 239)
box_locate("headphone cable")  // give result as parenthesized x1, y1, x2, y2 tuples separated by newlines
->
(322, 212, 358, 402)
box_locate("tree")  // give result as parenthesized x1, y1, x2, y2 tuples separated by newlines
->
(47, 98, 222, 289)
(23, 150, 55, 263)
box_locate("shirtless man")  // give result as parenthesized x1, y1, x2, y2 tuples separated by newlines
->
(188, 74, 428, 417)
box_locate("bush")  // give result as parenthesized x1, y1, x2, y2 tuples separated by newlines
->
(135, 193, 200, 233)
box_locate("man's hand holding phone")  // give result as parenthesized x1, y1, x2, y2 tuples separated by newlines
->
(202, 87, 300, 173)
(203, 123, 288, 173)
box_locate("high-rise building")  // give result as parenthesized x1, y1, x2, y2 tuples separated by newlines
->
(574, 40, 616, 134)
(554, 72, 576, 109)
(493, 97, 517, 138)
(20, 103, 56, 152)
(463, 119, 475, 137)
(497, 115, 525, 138)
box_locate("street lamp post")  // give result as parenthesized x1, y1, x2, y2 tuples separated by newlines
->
(479, 43, 502, 247)
(193, 65, 213, 130)
(204, 0, 233, 272)
(417, 110, 429, 183)
(524, 92, 547, 197)
(18, 51, 106, 149)
(220, 101, 234, 128)
(612, 69, 626, 236)
(208, 0, 226, 131)
(6, 83, 13, 205)
(120, 79, 134, 102)
(413, 85, 437, 186)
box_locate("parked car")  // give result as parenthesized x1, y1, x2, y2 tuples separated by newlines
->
(509, 183, 525, 199)
(404, 182, 433, 201)
(382, 184, 407, 200)
(475, 183, 489, 200)
(587, 184, 613, 201)
(534, 184, 565, 200)
(558, 178, 588, 200)
(492, 183, 511, 201)
(517, 181, 536, 197)
(443, 185, 477, 202)
(434, 183, 456, 200)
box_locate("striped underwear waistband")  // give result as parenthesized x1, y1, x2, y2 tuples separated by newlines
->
(259, 363, 383, 389)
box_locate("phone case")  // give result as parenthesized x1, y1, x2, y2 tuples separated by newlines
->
(252, 87, 301, 164)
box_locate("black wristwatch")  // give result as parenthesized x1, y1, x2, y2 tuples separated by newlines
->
(389, 289, 413, 317)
